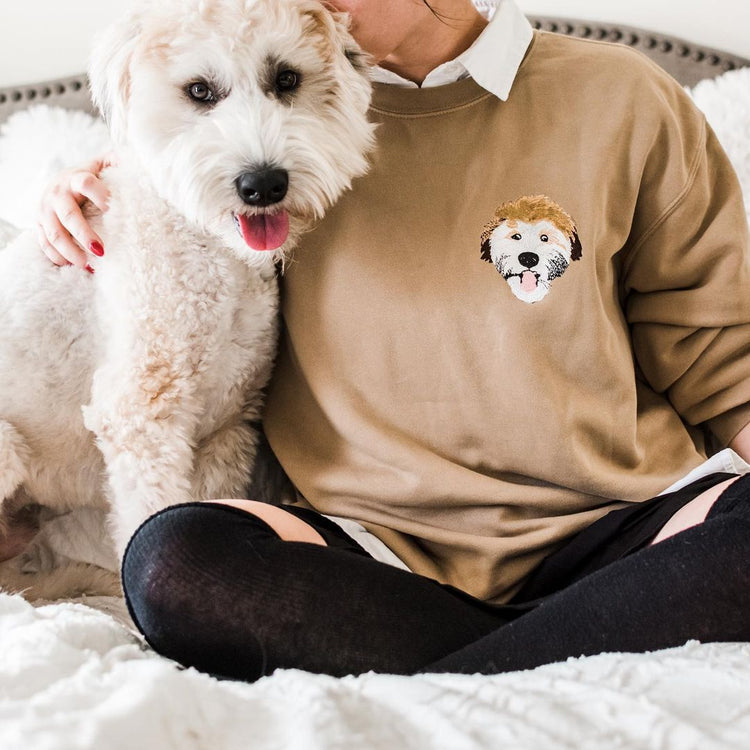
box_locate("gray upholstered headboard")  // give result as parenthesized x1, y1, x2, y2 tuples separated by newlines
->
(0, 17, 748, 125)
(529, 17, 749, 86)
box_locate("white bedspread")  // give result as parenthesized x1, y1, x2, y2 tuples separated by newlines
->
(1, 594, 750, 750)
(1, 63, 749, 750)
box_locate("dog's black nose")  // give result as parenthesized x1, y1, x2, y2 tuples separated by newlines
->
(235, 169, 288, 206)
(518, 252, 539, 269)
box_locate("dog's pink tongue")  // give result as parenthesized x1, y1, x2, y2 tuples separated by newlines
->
(237, 212, 289, 251)
(520, 271, 538, 292)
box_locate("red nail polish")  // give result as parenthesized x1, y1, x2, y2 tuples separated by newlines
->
(85, 264, 95, 274)
(90, 241, 105, 257)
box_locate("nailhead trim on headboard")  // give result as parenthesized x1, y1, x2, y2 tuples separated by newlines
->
(0, 78, 85, 105)
(0, 75, 95, 124)
(527, 17, 749, 86)
(0, 17, 748, 124)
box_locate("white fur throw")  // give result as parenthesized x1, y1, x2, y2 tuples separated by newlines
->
(691, 68, 750, 219)
(0, 106, 111, 229)
(0, 67, 749, 750)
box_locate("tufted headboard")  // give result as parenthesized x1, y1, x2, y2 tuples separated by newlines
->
(528, 17, 749, 86)
(0, 17, 748, 125)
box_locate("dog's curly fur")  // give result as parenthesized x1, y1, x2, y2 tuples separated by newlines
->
(0, 0, 374, 599)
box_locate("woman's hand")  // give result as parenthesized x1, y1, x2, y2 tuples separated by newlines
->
(36, 153, 114, 269)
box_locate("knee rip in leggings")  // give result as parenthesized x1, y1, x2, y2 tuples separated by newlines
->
(707, 472, 750, 519)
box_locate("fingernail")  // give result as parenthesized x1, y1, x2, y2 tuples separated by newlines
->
(90, 241, 105, 257)
(85, 264, 95, 274)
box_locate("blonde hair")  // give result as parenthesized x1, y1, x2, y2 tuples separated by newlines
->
(480, 195, 582, 261)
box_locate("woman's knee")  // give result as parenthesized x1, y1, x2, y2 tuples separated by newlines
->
(122, 500, 323, 592)
(705, 473, 750, 521)
(121, 502, 284, 642)
(651, 475, 743, 545)
(120, 501, 334, 680)
(203, 499, 326, 545)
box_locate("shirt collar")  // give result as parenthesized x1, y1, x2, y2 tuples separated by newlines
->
(369, 0, 533, 101)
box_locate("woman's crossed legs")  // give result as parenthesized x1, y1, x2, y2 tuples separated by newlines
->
(122, 473, 750, 681)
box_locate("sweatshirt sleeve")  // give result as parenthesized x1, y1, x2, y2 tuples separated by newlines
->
(621, 86, 750, 447)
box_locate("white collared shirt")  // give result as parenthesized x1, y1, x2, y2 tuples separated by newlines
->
(370, 0, 533, 100)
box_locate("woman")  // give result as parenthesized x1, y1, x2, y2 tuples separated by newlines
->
(37, 0, 750, 681)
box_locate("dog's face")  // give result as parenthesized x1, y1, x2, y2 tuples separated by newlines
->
(88, 0, 375, 266)
(485, 218, 573, 303)
(480, 196, 582, 304)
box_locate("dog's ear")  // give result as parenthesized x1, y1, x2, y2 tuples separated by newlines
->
(570, 230, 583, 261)
(87, 11, 142, 145)
(480, 238, 493, 263)
(343, 45, 371, 74)
(480, 218, 503, 262)
(318, 7, 373, 77)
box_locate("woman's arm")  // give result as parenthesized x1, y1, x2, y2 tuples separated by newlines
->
(729, 421, 750, 463)
(36, 154, 113, 269)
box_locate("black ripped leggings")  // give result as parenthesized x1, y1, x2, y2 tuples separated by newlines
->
(121, 473, 750, 681)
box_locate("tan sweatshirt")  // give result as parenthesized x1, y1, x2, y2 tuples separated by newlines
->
(263, 31, 750, 603)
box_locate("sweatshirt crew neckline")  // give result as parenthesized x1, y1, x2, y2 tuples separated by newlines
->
(370, 31, 538, 116)
(370, 77, 491, 116)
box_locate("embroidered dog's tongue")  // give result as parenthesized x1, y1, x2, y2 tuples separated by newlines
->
(520, 271, 538, 292)
(236, 212, 289, 251)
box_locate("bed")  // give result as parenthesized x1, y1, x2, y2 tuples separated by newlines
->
(1, 10, 750, 750)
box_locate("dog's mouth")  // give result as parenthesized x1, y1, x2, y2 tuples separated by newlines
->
(233, 211, 290, 252)
(507, 270, 540, 292)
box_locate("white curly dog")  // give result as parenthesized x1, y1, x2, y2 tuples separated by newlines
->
(0, 0, 374, 599)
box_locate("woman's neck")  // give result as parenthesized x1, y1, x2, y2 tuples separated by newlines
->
(379, 4, 488, 85)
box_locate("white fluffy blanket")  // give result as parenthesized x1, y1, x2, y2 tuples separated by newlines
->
(1, 67, 749, 750)
(2, 593, 750, 750)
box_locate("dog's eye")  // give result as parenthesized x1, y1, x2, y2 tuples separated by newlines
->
(511, 233, 522, 241)
(276, 70, 300, 93)
(187, 81, 216, 104)
(540, 234, 549, 242)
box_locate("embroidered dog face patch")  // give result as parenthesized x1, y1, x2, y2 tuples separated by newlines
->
(480, 195, 582, 304)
